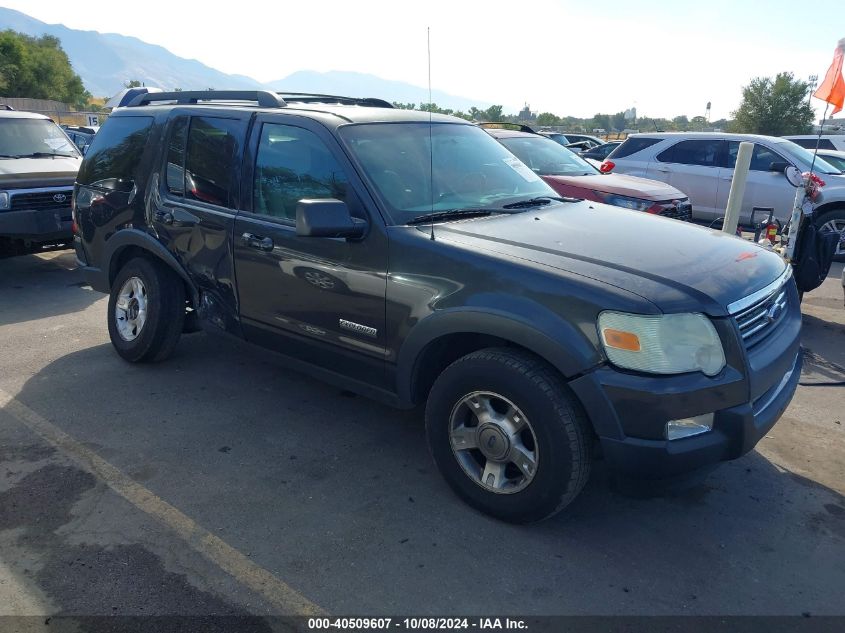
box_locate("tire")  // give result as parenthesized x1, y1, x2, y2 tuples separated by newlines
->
(425, 347, 592, 523)
(815, 208, 845, 262)
(107, 256, 185, 363)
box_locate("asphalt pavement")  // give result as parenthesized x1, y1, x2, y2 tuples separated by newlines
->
(0, 249, 843, 619)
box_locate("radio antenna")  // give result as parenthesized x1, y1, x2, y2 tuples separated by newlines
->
(428, 26, 435, 241)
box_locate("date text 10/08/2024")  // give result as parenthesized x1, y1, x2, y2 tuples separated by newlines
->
(307, 618, 529, 630)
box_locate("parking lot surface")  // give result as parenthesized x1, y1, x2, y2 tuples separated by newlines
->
(0, 250, 843, 617)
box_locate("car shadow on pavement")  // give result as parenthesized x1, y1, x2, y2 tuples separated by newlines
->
(4, 332, 845, 615)
(0, 250, 100, 327)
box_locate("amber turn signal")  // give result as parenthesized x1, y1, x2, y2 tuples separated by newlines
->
(602, 328, 641, 352)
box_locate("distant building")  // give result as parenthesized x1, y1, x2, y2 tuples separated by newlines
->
(518, 103, 536, 121)
(817, 117, 845, 133)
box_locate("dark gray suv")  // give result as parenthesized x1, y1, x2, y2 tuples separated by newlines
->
(73, 91, 802, 522)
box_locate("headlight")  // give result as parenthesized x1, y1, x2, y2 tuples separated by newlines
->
(597, 311, 726, 376)
(597, 192, 652, 212)
(0, 191, 9, 210)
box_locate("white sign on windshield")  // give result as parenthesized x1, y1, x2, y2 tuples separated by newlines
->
(503, 157, 541, 182)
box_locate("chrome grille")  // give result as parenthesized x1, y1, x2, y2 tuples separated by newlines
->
(659, 204, 692, 222)
(729, 269, 792, 350)
(9, 189, 73, 213)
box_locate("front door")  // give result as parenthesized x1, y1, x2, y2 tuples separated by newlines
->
(232, 117, 388, 387)
(720, 142, 798, 223)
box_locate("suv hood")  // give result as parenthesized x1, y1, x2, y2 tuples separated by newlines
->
(0, 156, 81, 189)
(437, 201, 787, 315)
(544, 173, 686, 201)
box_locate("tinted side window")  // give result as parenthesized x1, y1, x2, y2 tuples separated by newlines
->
(77, 116, 153, 187)
(253, 123, 349, 222)
(610, 137, 661, 159)
(724, 142, 788, 171)
(657, 139, 722, 166)
(749, 144, 785, 171)
(165, 116, 188, 196)
(184, 116, 244, 207)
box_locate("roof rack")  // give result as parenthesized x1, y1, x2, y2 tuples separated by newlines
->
(476, 122, 536, 133)
(278, 93, 394, 109)
(127, 90, 287, 108)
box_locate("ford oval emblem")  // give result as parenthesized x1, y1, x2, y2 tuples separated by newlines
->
(53, 193, 68, 203)
(765, 302, 783, 323)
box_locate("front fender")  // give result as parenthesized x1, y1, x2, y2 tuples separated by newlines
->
(395, 304, 604, 404)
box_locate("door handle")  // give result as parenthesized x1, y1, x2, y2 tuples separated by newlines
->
(154, 210, 173, 225)
(242, 232, 274, 252)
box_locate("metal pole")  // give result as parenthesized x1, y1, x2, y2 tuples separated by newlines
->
(722, 141, 753, 235)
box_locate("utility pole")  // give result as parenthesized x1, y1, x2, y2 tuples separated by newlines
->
(807, 74, 818, 105)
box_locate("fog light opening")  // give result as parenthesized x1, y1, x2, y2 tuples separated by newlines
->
(665, 413, 714, 440)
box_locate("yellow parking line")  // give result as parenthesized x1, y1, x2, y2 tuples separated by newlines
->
(0, 387, 325, 616)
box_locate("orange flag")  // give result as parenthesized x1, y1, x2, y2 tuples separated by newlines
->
(814, 38, 845, 115)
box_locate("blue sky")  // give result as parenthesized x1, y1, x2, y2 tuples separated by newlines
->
(1, 0, 841, 121)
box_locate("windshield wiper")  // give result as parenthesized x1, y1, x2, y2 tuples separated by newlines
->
(501, 196, 567, 209)
(10, 152, 76, 159)
(406, 208, 501, 225)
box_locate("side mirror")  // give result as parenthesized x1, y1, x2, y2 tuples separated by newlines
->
(784, 165, 803, 187)
(81, 145, 89, 156)
(296, 199, 367, 239)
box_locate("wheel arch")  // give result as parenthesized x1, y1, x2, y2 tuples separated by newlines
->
(397, 309, 603, 406)
(104, 229, 198, 305)
(813, 200, 845, 219)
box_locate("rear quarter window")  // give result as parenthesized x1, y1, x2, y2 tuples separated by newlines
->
(77, 116, 154, 187)
(608, 137, 661, 159)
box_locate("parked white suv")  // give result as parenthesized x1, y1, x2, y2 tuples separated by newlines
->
(603, 133, 845, 257)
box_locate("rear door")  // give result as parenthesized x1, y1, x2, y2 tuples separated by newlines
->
(232, 115, 389, 387)
(650, 139, 726, 221)
(151, 111, 249, 330)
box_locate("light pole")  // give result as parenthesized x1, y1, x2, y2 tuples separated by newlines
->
(807, 74, 818, 105)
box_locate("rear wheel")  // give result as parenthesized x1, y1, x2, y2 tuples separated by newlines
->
(425, 348, 592, 523)
(107, 256, 185, 362)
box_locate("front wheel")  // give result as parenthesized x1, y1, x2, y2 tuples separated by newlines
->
(107, 256, 185, 363)
(425, 348, 592, 523)
(816, 209, 845, 262)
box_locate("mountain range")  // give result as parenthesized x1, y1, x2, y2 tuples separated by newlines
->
(0, 7, 492, 111)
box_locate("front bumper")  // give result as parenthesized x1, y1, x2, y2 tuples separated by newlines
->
(573, 350, 801, 477)
(0, 207, 73, 242)
(570, 282, 802, 478)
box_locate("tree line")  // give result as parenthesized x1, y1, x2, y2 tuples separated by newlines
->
(0, 29, 817, 136)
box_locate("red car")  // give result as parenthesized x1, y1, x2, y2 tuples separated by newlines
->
(483, 125, 692, 220)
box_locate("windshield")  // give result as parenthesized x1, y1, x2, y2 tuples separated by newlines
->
(775, 139, 841, 175)
(0, 118, 79, 157)
(499, 136, 598, 177)
(341, 123, 557, 224)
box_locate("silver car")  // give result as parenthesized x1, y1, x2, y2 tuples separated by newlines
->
(603, 133, 845, 258)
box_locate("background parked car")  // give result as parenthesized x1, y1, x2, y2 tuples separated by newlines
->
(581, 141, 622, 162)
(603, 132, 845, 259)
(481, 125, 692, 220)
(784, 135, 845, 152)
(538, 130, 604, 150)
(61, 124, 98, 153)
(815, 149, 845, 171)
(0, 110, 81, 255)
